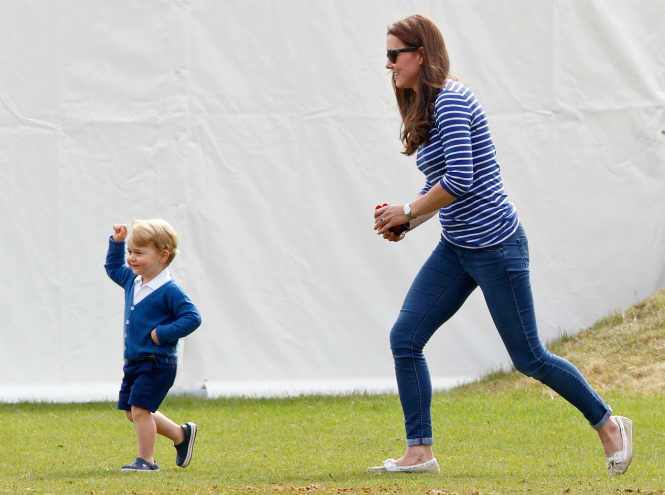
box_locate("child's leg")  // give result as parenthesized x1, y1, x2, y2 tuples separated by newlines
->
(126, 408, 183, 444)
(152, 411, 185, 444)
(131, 405, 157, 464)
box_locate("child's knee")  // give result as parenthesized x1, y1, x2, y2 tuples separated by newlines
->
(131, 405, 151, 420)
(125, 410, 134, 423)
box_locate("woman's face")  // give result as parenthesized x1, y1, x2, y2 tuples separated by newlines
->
(386, 34, 423, 91)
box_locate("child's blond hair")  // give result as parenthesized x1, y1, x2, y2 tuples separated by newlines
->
(130, 219, 179, 265)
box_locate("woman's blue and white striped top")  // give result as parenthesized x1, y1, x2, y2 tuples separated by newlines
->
(417, 80, 519, 248)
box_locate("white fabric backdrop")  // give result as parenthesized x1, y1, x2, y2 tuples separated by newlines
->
(1, 0, 664, 402)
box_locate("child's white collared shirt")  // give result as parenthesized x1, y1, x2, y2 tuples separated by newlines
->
(133, 268, 172, 305)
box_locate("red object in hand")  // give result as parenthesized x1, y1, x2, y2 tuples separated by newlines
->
(375, 203, 410, 235)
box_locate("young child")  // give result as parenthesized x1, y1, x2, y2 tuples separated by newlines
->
(105, 219, 202, 472)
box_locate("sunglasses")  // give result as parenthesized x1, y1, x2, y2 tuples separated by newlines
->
(386, 46, 420, 63)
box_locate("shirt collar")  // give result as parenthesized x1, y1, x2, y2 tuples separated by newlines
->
(134, 268, 172, 290)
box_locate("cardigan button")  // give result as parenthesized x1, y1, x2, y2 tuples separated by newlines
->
(126, 320, 130, 324)
(130, 306, 134, 310)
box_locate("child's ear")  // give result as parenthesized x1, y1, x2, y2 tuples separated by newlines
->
(160, 250, 170, 264)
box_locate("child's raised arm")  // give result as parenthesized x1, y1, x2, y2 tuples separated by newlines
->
(106, 223, 134, 288)
(112, 224, 128, 242)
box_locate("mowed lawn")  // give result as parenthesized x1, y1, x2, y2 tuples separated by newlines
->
(3, 289, 665, 494)
(2, 390, 665, 494)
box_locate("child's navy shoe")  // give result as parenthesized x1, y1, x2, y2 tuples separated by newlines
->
(121, 457, 160, 472)
(174, 422, 197, 467)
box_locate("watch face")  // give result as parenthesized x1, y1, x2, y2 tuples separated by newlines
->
(404, 205, 411, 215)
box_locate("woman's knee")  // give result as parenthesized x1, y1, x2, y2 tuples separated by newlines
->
(390, 324, 420, 356)
(511, 352, 550, 381)
(125, 410, 134, 423)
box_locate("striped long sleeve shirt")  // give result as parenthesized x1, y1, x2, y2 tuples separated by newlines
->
(417, 80, 519, 248)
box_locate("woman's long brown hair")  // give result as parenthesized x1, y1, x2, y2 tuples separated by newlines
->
(387, 15, 452, 156)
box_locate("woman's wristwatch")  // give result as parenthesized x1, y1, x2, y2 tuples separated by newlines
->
(403, 203, 415, 220)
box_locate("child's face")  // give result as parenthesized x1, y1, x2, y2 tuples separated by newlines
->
(126, 234, 169, 284)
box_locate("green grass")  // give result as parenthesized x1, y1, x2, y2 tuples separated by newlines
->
(2, 391, 665, 494)
(3, 288, 665, 494)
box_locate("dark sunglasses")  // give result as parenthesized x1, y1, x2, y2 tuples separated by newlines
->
(386, 46, 419, 63)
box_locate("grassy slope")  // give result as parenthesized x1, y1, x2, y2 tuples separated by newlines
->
(1, 288, 664, 495)
(453, 286, 665, 396)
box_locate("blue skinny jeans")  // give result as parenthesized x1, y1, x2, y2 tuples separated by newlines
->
(390, 225, 612, 446)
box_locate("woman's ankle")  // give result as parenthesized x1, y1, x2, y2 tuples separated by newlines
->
(397, 445, 434, 466)
(598, 416, 622, 455)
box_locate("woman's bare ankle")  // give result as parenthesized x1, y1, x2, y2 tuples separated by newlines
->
(396, 445, 434, 466)
(598, 416, 622, 456)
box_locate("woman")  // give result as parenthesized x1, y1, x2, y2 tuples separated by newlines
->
(369, 14, 632, 476)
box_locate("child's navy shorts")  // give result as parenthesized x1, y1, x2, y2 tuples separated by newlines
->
(117, 356, 177, 413)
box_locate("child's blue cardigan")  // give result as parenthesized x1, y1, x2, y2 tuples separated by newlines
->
(105, 237, 202, 362)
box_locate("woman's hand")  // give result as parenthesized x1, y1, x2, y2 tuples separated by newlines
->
(374, 204, 410, 238)
(112, 224, 128, 242)
(381, 230, 407, 242)
(151, 329, 160, 345)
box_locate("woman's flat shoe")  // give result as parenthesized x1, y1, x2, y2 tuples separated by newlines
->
(367, 458, 439, 474)
(606, 416, 633, 475)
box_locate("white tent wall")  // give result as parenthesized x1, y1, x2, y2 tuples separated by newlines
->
(0, 0, 663, 402)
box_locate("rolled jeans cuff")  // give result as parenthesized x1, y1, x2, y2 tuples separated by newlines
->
(591, 409, 613, 431)
(406, 437, 434, 447)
